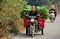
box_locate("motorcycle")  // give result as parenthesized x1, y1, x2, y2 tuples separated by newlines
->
(26, 16, 43, 37)
(50, 11, 55, 22)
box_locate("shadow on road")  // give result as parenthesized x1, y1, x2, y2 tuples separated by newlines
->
(13, 33, 31, 38)
(13, 33, 44, 38)
(45, 21, 52, 23)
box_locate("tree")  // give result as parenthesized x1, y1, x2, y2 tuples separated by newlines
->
(27, 0, 51, 6)
(0, 0, 27, 33)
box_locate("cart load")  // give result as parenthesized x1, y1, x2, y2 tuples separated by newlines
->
(20, 5, 50, 28)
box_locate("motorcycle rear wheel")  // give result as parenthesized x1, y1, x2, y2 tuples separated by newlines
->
(26, 25, 29, 35)
(41, 29, 43, 35)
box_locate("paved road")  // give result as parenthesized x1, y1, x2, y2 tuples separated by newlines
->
(12, 15, 60, 39)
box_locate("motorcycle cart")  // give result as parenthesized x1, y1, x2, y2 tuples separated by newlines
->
(24, 15, 45, 37)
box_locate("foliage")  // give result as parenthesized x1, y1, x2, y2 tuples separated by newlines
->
(36, 6, 50, 19)
(0, 0, 27, 32)
(20, 5, 32, 18)
(20, 5, 50, 19)
(28, 0, 51, 6)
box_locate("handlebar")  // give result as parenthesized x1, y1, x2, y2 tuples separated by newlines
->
(27, 16, 38, 19)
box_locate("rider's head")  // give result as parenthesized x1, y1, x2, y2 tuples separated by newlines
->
(51, 5, 55, 9)
(32, 6, 36, 11)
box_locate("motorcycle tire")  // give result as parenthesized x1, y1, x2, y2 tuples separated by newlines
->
(31, 30, 34, 37)
(26, 25, 28, 35)
(41, 29, 43, 35)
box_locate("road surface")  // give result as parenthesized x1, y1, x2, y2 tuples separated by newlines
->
(12, 15, 60, 39)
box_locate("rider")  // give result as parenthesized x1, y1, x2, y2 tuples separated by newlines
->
(49, 5, 57, 17)
(26, 6, 39, 35)
(26, 6, 38, 19)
